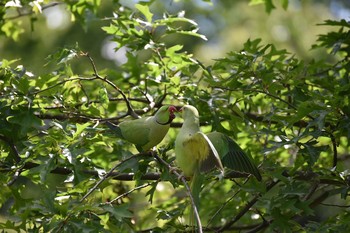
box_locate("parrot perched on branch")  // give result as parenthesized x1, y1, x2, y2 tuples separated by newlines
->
(175, 105, 261, 222)
(106, 105, 177, 152)
(175, 105, 224, 215)
(175, 105, 224, 178)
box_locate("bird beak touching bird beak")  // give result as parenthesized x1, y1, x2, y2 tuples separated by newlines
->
(168, 106, 177, 121)
(173, 106, 182, 118)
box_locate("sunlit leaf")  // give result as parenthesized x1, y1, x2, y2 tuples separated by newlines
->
(135, 4, 153, 23)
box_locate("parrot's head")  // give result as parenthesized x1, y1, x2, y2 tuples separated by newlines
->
(155, 105, 177, 125)
(179, 105, 199, 123)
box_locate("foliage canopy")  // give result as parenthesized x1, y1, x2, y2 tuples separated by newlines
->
(1, 0, 350, 232)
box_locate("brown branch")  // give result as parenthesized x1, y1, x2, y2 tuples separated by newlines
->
(212, 87, 297, 111)
(309, 190, 332, 208)
(244, 219, 273, 233)
(80, 154, 142, 202)
(206, 174, 253, 227)
(34, 109, 152, 123)
(105, 182, 152, 204)
(34, 109, 311, 130)
(81, 52, 140, 119)
(31, 76, 98, 95)
(302, 182, 319, 201)
(4, 2, 64, 20)
(320, 202, 350, 208)
(329, 131, 338, 168)
(42, 97, 150, 110)
(218, 180, 280, 232)
(0, 135, 21, 163)
(2, 161, 348, 187)
(152, 152, 203, 233)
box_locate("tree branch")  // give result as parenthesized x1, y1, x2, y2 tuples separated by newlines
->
(320, 202, 350, 208)
(207, 175, 253, 227)
(245, 219, 273, 233)
(329, 131, 338, 168)
(105, 182, 152, 204)
(4, 2, 64, 20)
(152, 152, 203, 233)
(218, 180, 280, 232)
(80, 154, 141, 202)
(81, 52, 140, 119)
(0, 135, 21, 163)
(2, 161, 347, 187)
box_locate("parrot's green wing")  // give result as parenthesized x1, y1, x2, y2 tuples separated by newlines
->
(182, 132, 223, 226)
(118, 118, 151, 146)
(105, 121, 124, 138)
(182, 132, 224, 175)
(207, 132, 262, 181)
(198, 132, 224, 175)
(106, 118, 151, 151)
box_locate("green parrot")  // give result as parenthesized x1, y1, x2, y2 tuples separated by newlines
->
(175, 105, 224, 215)
(107, 105, 177, 152)
(175, 105, 261, 222)
(175, 105, 224, 178)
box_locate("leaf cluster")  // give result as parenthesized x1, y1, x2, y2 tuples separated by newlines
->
(1, 1, 350, 232)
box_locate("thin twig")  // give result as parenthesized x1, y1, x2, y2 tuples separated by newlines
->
(303, 182, 319, 201)
(105, 183, 152, 204)
(4, 2, 64, 20)
(245, 219, 273, 233)
(320, 202, 350, 208)
(0, 135, 21, 163)
(32, 77, 97, 95)
(152, 152, 203, 233)
(206, 188, 241, 227)
(214, 87, 297, 111)
(218, 180, 279, 232)
(0, 135, 24, 186)
(80, 154, 140, 202)
(2, 161, 348, 187)
(206, 176, 251, 227)
(81, 52, 140, 119)
(7, 167, 22, 186)
(329, 132, 338, 168)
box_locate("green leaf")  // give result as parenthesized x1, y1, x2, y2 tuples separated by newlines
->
(318, 19, 350, 28)
(249, 0, 276, 13)
(135, 4, 153, 23)
(73, 122, 90, 140)
(102, 204, 133, 219)
(146, 182, 158, 204)
(249, 0, 265, 5)
(40, 154, 58, 183)
(281, 0, 289, 10)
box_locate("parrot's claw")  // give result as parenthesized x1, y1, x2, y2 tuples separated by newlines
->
(169, 166, 179, 174)
(177, 173, 187, 182)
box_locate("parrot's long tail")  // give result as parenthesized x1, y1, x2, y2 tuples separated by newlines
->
(105, 121, 123, 138)
(189, 172, 205, 230)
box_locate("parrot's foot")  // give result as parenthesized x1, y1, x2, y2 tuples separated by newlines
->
(177, 173, 187, 182)
(168, 167, 187, 180)
(169, 166, 180, 174)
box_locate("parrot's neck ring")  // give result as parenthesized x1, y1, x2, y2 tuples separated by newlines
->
(156, 119, 171, 125)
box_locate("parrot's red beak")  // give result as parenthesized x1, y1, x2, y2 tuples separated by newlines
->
(169, 106, 177, 114)
(168, 106, 177, 121)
